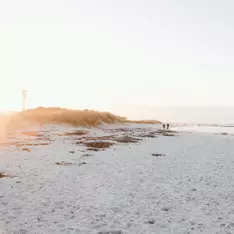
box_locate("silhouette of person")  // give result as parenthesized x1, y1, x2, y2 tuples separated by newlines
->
(167, 123, 169, 130)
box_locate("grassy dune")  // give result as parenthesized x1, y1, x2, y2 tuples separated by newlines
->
(0, 107, 161, 133)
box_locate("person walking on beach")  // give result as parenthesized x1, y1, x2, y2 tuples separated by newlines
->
(167, 123, 170, 130)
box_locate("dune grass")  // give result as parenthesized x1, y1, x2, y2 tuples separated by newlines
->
(1, 107, 126, 128)
(0, 107, 161, 135)
(24, 107, 127, 126)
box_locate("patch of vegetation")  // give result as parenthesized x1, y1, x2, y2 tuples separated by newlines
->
(84, 141, 115, 149)
(61, 130, 88, 136)
(78, 162, 87, 166)
(55, 161, 73, 166)
(152, 153, 166, 157)
(22, 147, 31, 152)
(115, 136, 141, 143)
(0, 172, 11, 178)
(87, 148, 100, 151)
(162, 133, 176, 137)
(81, 135, 117, 141)
(136, 133, 157, 138)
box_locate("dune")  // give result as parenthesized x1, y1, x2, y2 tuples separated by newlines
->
(0, 107, 162, 126)
(0, 107, 161, 137)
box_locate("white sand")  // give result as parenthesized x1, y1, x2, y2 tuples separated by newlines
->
(1, 124, 234, 234)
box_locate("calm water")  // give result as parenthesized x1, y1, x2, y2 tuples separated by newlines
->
(112, 106, 234, 125)
(172, 124, 234, 134)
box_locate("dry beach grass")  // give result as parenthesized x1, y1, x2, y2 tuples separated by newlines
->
(0, 107, 161, 138)
(2, 107, 126, 128)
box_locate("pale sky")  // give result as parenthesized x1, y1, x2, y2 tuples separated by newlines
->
(0, 0, 234, 116)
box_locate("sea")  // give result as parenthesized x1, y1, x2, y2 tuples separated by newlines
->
(111, 105, 234, 134)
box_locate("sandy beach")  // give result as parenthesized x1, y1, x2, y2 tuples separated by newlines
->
(1, 123, 234, 234)
(1, 0, 234, 232)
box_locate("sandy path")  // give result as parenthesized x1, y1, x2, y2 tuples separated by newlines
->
(1, 126, 234, 234)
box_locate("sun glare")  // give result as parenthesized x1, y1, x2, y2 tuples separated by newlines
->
(0, 88, 23, 112)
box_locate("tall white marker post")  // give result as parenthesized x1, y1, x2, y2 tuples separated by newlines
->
(22, 89, 28, 111)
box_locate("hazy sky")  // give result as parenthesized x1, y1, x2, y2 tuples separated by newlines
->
(0, 0, 234, 114)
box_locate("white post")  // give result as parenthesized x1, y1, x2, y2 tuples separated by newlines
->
(22, 89, 28, 111)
